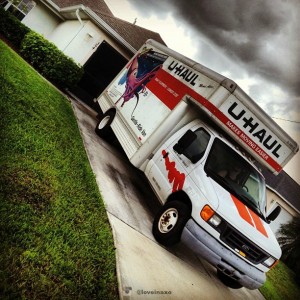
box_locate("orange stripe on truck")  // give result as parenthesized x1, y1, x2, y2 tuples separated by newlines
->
(231, 195, 268, 238)
(231, 195, 254, 226)
(248, 209, 268, 238)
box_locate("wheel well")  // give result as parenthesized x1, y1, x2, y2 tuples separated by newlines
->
(97, 107, 116, 121)
(105, 107, 116, 117)
(166, 191, 192, 214)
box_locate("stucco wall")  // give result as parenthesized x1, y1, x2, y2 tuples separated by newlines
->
(47, 20, 131, 65)
(47, 19, 89, 60)
(22, 3, 61, 38)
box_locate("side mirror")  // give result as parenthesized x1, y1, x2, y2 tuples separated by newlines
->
(173, 130, 197, 154)
(266, 206, 281, 223)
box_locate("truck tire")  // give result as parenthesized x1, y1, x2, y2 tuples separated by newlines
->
(152, 200, 190, 246)
(95, 109, 116, 139)
(217, 270, 243, 289)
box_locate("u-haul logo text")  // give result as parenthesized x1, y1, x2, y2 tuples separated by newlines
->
(167, 60, 199, 87)
(223, 100, 284, 161)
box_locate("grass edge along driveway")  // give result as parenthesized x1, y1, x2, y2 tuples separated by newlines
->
(0, 39, 118, 299)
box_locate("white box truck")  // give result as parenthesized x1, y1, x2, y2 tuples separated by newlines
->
(95, 39, 299, 289)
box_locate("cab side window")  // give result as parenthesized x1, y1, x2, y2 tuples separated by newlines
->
(180, 128, 210, 163)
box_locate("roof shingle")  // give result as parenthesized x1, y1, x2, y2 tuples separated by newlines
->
(262, 168, 300, 212)
(99, 13, 166, 50)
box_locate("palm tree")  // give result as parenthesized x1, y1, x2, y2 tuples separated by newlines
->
(277, 217, 300, 284)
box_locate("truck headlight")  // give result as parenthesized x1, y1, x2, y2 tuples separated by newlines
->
(200, 205, 222, 227)
(209, 214, 222, 227)
(263, 257, 279, 269)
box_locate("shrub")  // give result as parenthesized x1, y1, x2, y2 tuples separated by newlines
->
(20, 31, 84, 88)
(0, 7, 30, 49)
(278, 217, 300, 286)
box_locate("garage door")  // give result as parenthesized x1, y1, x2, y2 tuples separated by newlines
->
(70, 41, 128, 111)
(269, 205, 293, 235)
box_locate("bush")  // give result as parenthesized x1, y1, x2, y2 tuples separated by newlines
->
(0, 7, 30, 49)
(20, 31, 84, 88)
(278, 217, 300, 286)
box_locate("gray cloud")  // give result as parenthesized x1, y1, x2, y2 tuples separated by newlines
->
(128, 0, 300, 98)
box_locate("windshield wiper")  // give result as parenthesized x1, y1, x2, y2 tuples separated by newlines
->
(207, 170, 239, 197)
(206, 169, 232, 189)
(238, 194, 265, 219)
(240, 194, 258, 208)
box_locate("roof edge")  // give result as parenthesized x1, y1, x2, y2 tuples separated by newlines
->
(82, 6, 137, 54)
(39, 0, 65, 20)
(39, 0, 137, 54)
(266, 184, 300, 215)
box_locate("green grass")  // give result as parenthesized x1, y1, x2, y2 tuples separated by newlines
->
(0, 39, 118, 299)
(259, 261, 300, 299)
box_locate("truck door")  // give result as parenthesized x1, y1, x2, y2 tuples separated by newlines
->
(145, 125, 211, 203)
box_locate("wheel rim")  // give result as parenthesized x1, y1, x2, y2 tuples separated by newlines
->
(158, 208, 178, 233)
(98, 115, 110, 130)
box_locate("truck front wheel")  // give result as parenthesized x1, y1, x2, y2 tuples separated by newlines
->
(95, 109, 116, 139)
(152, 200, 190, 246)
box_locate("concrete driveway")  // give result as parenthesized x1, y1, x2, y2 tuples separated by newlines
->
(71, 98, 265, 300)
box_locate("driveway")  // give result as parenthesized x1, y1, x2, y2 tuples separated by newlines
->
(71, 98, 265, 300)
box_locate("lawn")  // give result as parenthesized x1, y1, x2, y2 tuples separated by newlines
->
(259, 261, 300, 300)
(0, 39, 118, 299)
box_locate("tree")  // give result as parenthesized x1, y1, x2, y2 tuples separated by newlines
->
(277, 217, 300, 285)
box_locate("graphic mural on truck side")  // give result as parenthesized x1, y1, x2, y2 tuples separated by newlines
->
(107, 46, 170, 143)
(162, 150, 185, 192)
(115, 47, 168, 115)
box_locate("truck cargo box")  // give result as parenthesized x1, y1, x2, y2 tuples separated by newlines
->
(98, 39, 298, 174)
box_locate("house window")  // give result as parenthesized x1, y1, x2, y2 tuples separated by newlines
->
(1, 0, 36, 21)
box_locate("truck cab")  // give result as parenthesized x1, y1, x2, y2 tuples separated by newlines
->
(146, 119, 281, 289)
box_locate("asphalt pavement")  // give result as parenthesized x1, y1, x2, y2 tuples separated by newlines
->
(70, 97, 266, 300)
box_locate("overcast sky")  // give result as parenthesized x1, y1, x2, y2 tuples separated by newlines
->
(105, 0, 300, 183)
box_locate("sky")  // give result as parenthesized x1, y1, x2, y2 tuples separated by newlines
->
(105, 0, 300, 183)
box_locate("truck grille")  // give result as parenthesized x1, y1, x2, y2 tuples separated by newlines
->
(220, 224, 268, 264)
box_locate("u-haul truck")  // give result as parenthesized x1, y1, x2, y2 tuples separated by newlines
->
(95, 39, 298, 289)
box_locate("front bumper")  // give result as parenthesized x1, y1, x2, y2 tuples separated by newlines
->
(181, 219, 266, 290)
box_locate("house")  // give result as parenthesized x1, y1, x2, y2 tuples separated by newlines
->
(2, 0, 166, 107)
(262, 168, 300, 235)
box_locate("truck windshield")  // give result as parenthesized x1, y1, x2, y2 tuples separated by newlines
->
(204, 138, 266, 218)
